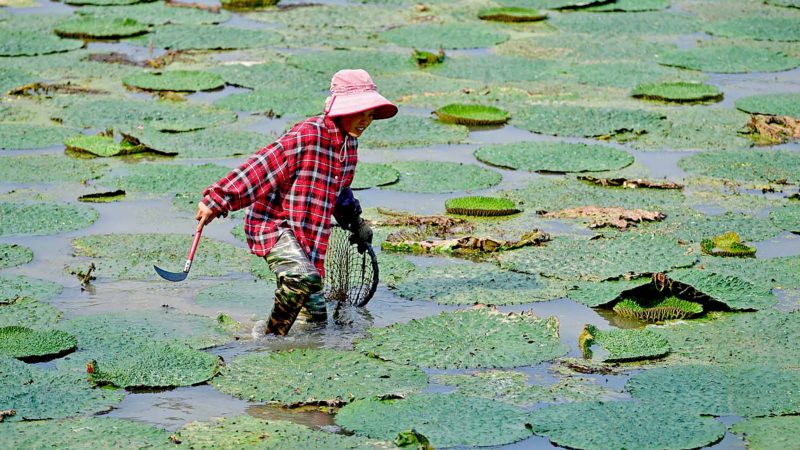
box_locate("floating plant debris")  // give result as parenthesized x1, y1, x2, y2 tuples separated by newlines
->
(539, 206, 665, 229)
(744, 114, 800, 146)
(77, 190, 126, 203)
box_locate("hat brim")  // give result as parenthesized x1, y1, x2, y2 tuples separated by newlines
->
(326, 92, 398, 120)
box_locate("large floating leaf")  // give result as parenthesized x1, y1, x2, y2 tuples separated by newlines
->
(336, 394, 534, 448)
(53, 98, 237, 132)
(584, 0, 670, 11)
(499, 234, 695, 282)
(632, 82, 722, 103)
(735, 93, 800, 117)
(565, 61, 704, 89)
(0, 356, 125, 421)
(530, 401, 725, 450)
(0, 202, 98, 236)
(770, 203, 800, 233)
(379, 23, 509, 49)
(214, 87, 325, 117)
(652, 310, 800, 367)
(288, 49, 416, 77)
(380, 161, 501, 193)
(0, 155, 107, 183)
(707, 18, 800, 42)
(657, 45, 800, 73)
(212, 349, 427, 406)
(390, 262, 566, 305)
(123, 70, 224, 92)
(628, 364, 800, 417)
(579, 324, 669, 362)
(211, 61, 327, 90)
(0, 326, 76, 360)
(360, 115, 468, 149)
(0, 67, 38, 94)
(70, 233, 252, 280)
(511, 104, 665, 138)
(629, 106, 751, 151)
(653, 210, 783, 243)
(665, 268, 777, 310)
(354, 306, 567, 369)
(550, 11, 701, 35)
(678, 150, 800, 184)
(65, 134, 148, 157)
(351, 163, 399, 190)
(127, 24, 283, 50)
(0, 298, 62, 329)
(0, 29, 83, 56)
(248, 3, 411, 31)
(106, 163, 230, 194)
(445, 196, 520, 216)
(0, 417, 172, 449)
(0, 243, 33, 269)
(123, 126, 266, 159)
(475, 141, 634, 173)
(730, 416, 800, 450)
(568, 277, 652, 307)
(173, 416, 393, 449)
(54, 16, 149, 39)
(66, 0, 153, 5)
(78, 2, 232, 25)
(196, 279, 275, 316)
(0, 123, 75, 150)
(0, 274, 63, 305)
(430, 55, 558, 83)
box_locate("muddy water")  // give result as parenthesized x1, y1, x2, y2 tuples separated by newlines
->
(4, 4, 800, 450)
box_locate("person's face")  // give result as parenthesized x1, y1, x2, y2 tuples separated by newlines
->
(339, 109, 375, 138)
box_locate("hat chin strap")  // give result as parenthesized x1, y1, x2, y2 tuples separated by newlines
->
(323, 95, 336, 115)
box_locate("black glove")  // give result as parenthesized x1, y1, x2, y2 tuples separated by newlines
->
(349, 217, 373, 254)
(333, 187, 362, 231)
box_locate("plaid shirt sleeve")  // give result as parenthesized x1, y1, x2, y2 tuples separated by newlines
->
(201, 140, 296, 216)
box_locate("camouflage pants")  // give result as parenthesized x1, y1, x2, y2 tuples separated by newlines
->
(264, 228, 326, 335)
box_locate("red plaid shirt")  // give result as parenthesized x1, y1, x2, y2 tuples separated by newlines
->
(201, 115, 357, 275)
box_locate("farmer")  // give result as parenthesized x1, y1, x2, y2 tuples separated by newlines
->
(195, 69, 397, 336)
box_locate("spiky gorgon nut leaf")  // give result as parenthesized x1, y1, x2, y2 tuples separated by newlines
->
(631, 82, 722, 103)
(435, 104, 510, 126)
(578, 324, 670, 362)
(354, 306, 567, 369)
(612, 296, 703, 322)
(0, 417, 172, 448)
(657, 45, 800, 74)
(700, 231, 756, 257)
(64, 134, 147, 158)
(122, 70, 225, 92)
(478, 7, 546, 22)
(476, 141, 635, 173)
(336, 394, 534, 448)
(54, 17, 149, 39)
(0, 123, 74, 150)
(0, 326, 76, 361)
(0, 243, 33, 269)
(351, 163, 400, 190)
(730, 416, 800, 450)
(445, 196, 520, 217)
(211, 349, 426, 406)
(735, 93, 800, 118)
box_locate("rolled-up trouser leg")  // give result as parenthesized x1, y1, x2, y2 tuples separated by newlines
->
(264, 229, 326, 335)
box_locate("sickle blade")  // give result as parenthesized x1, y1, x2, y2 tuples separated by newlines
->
(154, 265, 188, 282)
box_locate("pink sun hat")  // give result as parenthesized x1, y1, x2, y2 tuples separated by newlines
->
(323, 69, 398, 120)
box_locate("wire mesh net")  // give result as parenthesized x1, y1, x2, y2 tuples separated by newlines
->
(323, 227, 379, 307)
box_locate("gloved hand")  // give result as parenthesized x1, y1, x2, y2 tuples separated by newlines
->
(333, 187, 362, 231)
(349, 217, 373, 254)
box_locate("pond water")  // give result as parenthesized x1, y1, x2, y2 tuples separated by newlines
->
(3, 0, 800, 448)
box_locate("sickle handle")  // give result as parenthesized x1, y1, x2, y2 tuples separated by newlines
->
(184, 224, 203, 271)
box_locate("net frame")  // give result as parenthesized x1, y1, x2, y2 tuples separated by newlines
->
(324, 227, 379, 307)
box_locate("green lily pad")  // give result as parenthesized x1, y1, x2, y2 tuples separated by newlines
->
(336, 394, 534, 448)
(584, 0, 671, 11)
(0, 123, 75, 150)
(707, 17, 800, 42)
(127, 24, 283, 50)
(567, 277, 652, 307)
(550, 11, 701, 34)
(78, 190, 126, 203)
(445, 196, 520, 216)
(613, 295, 704, 321)
(0, 274, 63, 305)
(499, 233, 695, 282)
(359, 115, 468, 149)
(0, 298, 62, 329)
(435, 104, 510, 126)
(54, 17, 149, 39)
(0, 29, 83, 56)
(211, 61, 326, 90)
(173, 416, 393, 449)
(375, 252, 415, 285)
(214, 87, 325, 117)
(0, 202, 99, 237)
(78, 2, 232, 25)
(767, 0, 800, 7)
(122, 126, 266, 159)
(0, 326, 76, 360)
(563, 61, 705, 89)
(212, 349, 427, 406)
(380, 161, 501, 194)
(288, 49, 417, 77)
(579, 324, 670, 362)
(632, 82, 722, 103)
(106, 163, 230, 194)
(653, 310, 800, 367)
(70, 233, 253, 280)
(88, 340, 220, 388)
(0, 356, 125, 421)
(475, 141, 634, 173)
(0, 155, 108, 183)
(0, 243, 33, 269)
(379, 23, 509, 50)
(390, 262, 566, 305)
(770, 203, 800, 233)
(64, 134, 148, 157)
(123, 70, 224, 92)
(669, 268, 777, 311)
(53, 98, 237, 132)
(701, 231, 757, 257)
(628, 363, 800, 417)
(657, 45, 800, 73)
(701, 255, 800, 296)
(0, 417, 172, 448)
(530, 400, 725, 450)
(678, 150, 800, 184)
(355, 306, 567, 369)
(629, 106, 752, 151)
(511, 104, 665, 138)
(0, 67, 38, 94)
(735, 93, 800, 117)
(478, 7, 547, 22)
(352, 163, 399, 190)
(730, 415, 800, 450)
(195, 279, 275, 316)
(66, 0, 153, 4)
(430, 55, 558, 83)
(655, 210, 783, 244)
(498, 0, 607, 8)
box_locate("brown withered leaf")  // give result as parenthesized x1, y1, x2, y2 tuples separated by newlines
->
(383, 229, 550, 255)
(578, 176, 683, 190)
(538, 206, 665, 230)
(745, 114, 800, 146)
